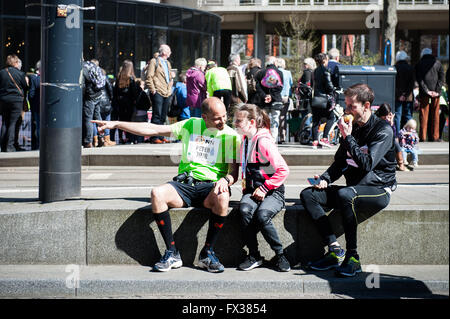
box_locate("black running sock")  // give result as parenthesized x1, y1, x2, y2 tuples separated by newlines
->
(203, 213, 227, 255)
(153, 210, 176, 251)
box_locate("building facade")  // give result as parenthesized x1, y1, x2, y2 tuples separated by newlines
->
(0, 0, 221, 77)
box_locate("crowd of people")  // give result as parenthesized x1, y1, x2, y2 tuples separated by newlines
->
(1, 45, 448, 153)
(1, 45, 449, 278)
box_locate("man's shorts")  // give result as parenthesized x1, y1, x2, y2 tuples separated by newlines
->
(167, 180, 216, 208)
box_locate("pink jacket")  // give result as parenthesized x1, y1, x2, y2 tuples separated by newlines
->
(240, 128, 289, 193)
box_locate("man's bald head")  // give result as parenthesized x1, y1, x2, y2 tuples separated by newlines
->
(201, 97, 227, 131)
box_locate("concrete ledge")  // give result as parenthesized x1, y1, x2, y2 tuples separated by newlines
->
(0, 265, 447, 298)
(1, 202, 448, 266)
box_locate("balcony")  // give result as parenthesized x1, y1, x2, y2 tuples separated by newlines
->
(198, 0, 449, 6)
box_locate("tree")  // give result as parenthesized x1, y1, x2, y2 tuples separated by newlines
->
(382, 0, 398, 65)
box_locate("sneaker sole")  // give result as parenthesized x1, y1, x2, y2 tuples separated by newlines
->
(197, 261, 224, 273)
(309, 264, 339, 271)
(238, 260, 263, 271)
(335, 268, 362, 277)
(153, 260, 183, 272)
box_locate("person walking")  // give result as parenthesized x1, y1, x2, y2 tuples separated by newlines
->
(186, 58, 207, 118)
(277, 58, 293, 144)
(394, 51, 415, 133)
(415, 48, 445, 142)
(145, 44, 174, 144)
(113, 60, 139, 144)
(227, 53, 248, 117)
(205, 61, 232, 112)
(82, 58, 105, 148)
(311, 52, 336, 149)
(0, 54, 29, 152)
(28, 60, 41, 150)
(254, 56, 284, 143)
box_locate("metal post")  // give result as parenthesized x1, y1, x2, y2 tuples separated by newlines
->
(39, 0, 83, 202)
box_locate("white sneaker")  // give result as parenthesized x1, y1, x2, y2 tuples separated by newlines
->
(413, 162, 419, 167)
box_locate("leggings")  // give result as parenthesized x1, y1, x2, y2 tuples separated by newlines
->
(300, 185, 391, 251)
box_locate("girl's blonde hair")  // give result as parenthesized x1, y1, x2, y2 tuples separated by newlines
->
(236, 104, 270, 130)
(404, 119, 417, 130)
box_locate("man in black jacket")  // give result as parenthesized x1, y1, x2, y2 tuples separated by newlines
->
(0, 54, 29, 152)
(415, 48, 445, 142)
(300, 83, 397, 277)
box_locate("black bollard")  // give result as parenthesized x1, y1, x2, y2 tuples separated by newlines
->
(39, 0, 83, 202)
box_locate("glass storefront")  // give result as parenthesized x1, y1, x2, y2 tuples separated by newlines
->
(0, 0, 221, 78)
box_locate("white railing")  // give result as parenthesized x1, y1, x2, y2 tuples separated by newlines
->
(198, 0, 448, 6)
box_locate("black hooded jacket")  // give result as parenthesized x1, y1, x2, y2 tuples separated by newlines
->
(320, 114, 397, 189)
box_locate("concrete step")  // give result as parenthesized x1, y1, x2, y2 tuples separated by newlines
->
(0, 142, 448, 167)
(0, 264, 447, 299)
(1, 198, 448, 266)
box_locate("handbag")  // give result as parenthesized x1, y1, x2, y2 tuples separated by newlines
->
(311, 95, 328, 110)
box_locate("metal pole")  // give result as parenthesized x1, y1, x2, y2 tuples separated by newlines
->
(39, 0, 83, 202)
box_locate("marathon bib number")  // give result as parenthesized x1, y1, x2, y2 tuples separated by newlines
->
(187, 134, 220, 165)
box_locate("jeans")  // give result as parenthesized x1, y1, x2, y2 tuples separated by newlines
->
(150, 92, 169, 141)
(312, 108, 335, 142)
(401, 147, 419, 164)
(0, 100, 23, 152)
(239, 191, 285, 256)
(93, 112, 111, 137)
(300, 185, 391, 251)
(394, 100, 414, 134)
(82, 98, 102, 145)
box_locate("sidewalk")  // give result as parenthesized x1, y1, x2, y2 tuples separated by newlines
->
(0, 264, 448, 299)
(0, 141, 448, 167)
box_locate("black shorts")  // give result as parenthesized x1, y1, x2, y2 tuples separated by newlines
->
(168, 181, 216, 208)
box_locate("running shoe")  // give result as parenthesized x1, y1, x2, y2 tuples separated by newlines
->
(319, 138, 332, 148)
(269, 253, 291, 272)
(238, 254, 264, 271)
(198, 250, 225, 273)
(312, 140, 319, 149)
(153, 249, 183, 272)
(335, 255, 362, 277)
(307, 248, 345, 271)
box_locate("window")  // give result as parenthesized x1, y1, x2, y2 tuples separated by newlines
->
(182, 10, 193, 30)
(155, 6, 167, 27)
(25, 0, 40, 17)
(168, 8, 181, 27)
(3, 0, 26, 16)
(118, 25, 136, 66)
(137, 4, 153, 25)
(118, 2, 135, 24)
(84, 23, 96, 62)
(97, 24, 116, 75)
(83, 0, 96, 21)
(2, 19, 26, 63)
(98, 0, 116, 22)
(136, 27, 154, 76)
(168, 30, 182, 74)
(27, 19, 40, 71)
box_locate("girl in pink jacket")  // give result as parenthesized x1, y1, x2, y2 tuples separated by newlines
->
(233, 104, 291, 272)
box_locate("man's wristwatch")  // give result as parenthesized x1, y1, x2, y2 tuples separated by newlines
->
(223, 176, 231, 186)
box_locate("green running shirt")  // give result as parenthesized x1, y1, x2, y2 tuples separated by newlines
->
(170, 118, 241, 182)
